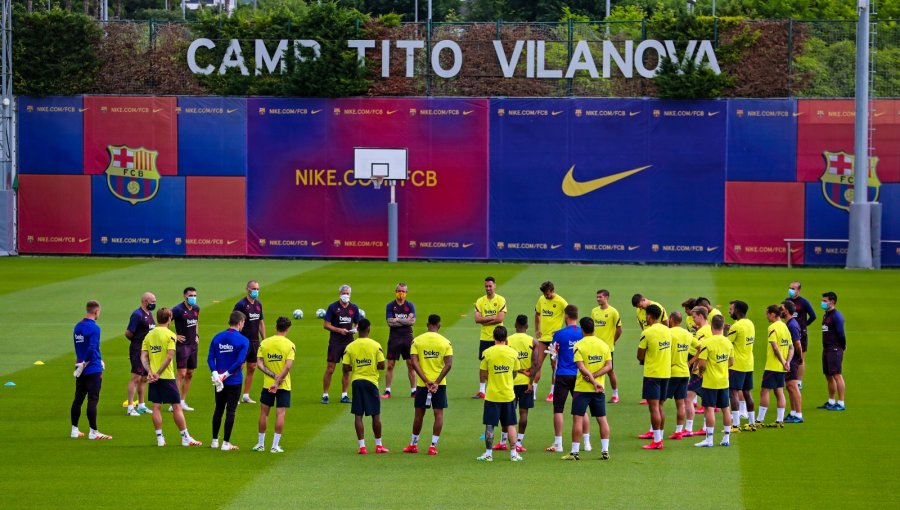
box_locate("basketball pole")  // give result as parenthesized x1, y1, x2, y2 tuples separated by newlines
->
(388, 182, 398, 262)
(847, 0, 874, 269)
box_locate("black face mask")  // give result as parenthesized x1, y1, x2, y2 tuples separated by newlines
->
(147, 303, 156, 311)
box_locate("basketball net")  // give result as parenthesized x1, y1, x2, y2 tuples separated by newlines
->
(373, 176, 384, 189)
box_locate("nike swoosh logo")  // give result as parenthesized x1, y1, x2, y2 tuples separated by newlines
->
(551, 111, 563, 116)
(226, 240, 237, 245)
(629, 111, 640, 117)
(463, 110, 473, 115)
(311, 109, 322, 114)
(227, 109, 237, 114)
(874, 111, 887, 117)
(311, 241, 322, 246)
(78, 237, 90, 243)
(79, 108, 88, 112)
(628, 245, 639, 251)
(790, 248, 800, 253)
(152, 239, 164, 244)
(463, 243, 474, 248)
(561, 165, 652, 197)
(551, 244, 562, 249)
(706, 246, 718, 252)
(387, 110, 398, 115)
(153, 108, 163, 113)
(707, 111, 719, 117)
(793, 112, 803, 117)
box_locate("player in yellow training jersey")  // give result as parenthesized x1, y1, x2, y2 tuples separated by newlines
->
(666, 312, 694, 440)
(141, 307, 201, 447)
(404, 314, 454, 456)
(562, 317, 612, 461)
(477, 326, 523, 462)
(681, 298, 698, 333)
(534, 281, 568, 402)
(637, 305, 672, 450)
(253, 316, 296, 453)
(727, 300, 757, 431)
(631, 293, 669, 331)
(694, 315, 735, 448)
(591, 289, 622, 403)
(473, 276, 507, 399)
(684, 306, 709, 436)
(342, 319, 388, 454)
(498, 315, 537, 453)
(757, 304, 793, 428)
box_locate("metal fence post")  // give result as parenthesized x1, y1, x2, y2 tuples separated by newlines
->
(567, 19, 574, 96)
(787, 18, 794, 94)
(426, 18, 431, 96)
(641, 17, 647, 40)
(713, 16, 718, 47)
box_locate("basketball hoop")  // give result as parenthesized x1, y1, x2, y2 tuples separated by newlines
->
(372, 176, 384, 189)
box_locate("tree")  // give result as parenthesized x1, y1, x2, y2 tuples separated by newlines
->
(653, 54, 732, 98)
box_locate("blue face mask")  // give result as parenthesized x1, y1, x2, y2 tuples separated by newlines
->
(820, 301, 828, 311)
(249, 290, 259, 299)
(187, 296, 197, 306)
(788, 288, 797, 298)
(147, 303, 156, 311)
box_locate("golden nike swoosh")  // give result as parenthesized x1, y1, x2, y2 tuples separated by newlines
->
(463, 243, 474, 248)
(153, 108, 163, 113)
(387, 110, 398, 115)
(226, 240, 237, 245)
(629, 111, 640, 117)
(550, 244, 562, 249)
(874, 111, 887, 117)
(463, 110, 473, 115)
(311, 109, 322, 114)
(311, 241, 323, 246)
(793, 112, 803, 117)
(561, 165, 652, 197)
(551, 111, 563, 116)
(78, 238, 90, 243)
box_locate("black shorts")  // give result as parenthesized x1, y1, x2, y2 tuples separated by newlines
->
(822, 348, 843, 375)
(761, 370, 786, 389)
(729, 370, 754, 391)
(260, 389, 291, 408)
(483, 401, 517, 427)
(245, 342, 260, 363)
(688, 374, 703, 393)
(176, 342, 198, 370)
(514, 384, 534, 410)
(148, 379, 180, 404)
(552, 375, 577, 413)
(328, 338, 352, 364)
(75, 372, 102, 400)
(800, 333, 808, 353)
(571, 391, 606, 417)
(129, 346, 147, 376)
(414, 385, 448, 409)
(478, 340, 493, 360)
(786, 358, 801, 382)
(350, 379, 380, 416)
(666, 376, 689, 400)
(642, 377, 669, 401)
(387, 337, 412, 361)
(700, 387, 730, 409)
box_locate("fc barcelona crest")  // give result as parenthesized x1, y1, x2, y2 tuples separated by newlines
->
(105, 145, 161, 205)
(819, 151, 880, 212)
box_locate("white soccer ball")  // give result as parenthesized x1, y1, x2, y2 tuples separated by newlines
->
(359, 309, 366, 319)
(316, 308, 326, 319)
(292, 309, 304, 320)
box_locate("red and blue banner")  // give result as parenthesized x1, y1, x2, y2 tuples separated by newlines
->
(726, 99, 797, 182)
(18, 96, 83, 175)
(489, 98, 725, 263)
(246, 97, 488, 259)
(177, 97, 247, 176)
(17, 174, 92, 254)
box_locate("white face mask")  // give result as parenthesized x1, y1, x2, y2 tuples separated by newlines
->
(340, 294, 351, 304)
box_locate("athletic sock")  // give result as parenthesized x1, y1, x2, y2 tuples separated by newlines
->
(723, 427, 730, 441)
(358, 439, 365, 448)
(653, 430, 662, 442)
(258, 433, 265, 445)
(180, 429, 189, 438)
(571, 442, 580, 453)
(757, 407, 768, 422)
(501, 432, 508, 443)
(272, 433, 281, 448)
(837, 400, 845, 407)
(582, 433, 591, 447)
(323, 392, 328, 398)
(517, 433, 525, 444)
(341, 392, 348, 399)
(128, 405, 135, 413)
(484, 448, 492, 457)
(479, 383, 486, 393)
(431, 435, 440, 446)
(410, 388, 416, 395)
(509, 448, 517, 459)
(385, 387, 391, 393)
(242, 394, 250, 400)
(155, 429, 163, 437)
(796, 412, 803, 419)
(72, 425, 79, 435)
(749, 413, 756, 424)
(828, 398, 836, 405)
(181, 400, 187, 406)
(533, 383, 538, 395)
(706, 428, 713, 441)
(601, 438, 609, 451)
(375, 437, 383, 446)
(554, 435, 562, 448)
(776, 407, 785, 422)
(612, 389, 619, 398)
(685, 419, 694, 432)
(411, 434, 419, 445)
(675, 424, 684, 433)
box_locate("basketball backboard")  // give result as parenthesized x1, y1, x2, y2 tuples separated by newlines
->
(353, 148, 408, 180)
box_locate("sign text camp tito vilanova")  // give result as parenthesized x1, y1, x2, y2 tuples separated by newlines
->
(187, 38, 721, 79)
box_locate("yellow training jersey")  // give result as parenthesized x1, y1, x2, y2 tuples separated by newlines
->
(699, 334, 733, 389)
(572, 335, 611, 392)
(142, 327, 176, 380)
(638, 322, 673, 378)
(691, 323, 712, 355)
(342, 337, 385, 386)
(685, 313, 697, 333)
(636, 301, 668, 330)
(590, 305, 621, 351)
(474, 294, 507, 341)
(480, 344, 521, 402)
(535, 294, 568, 340)
(506, 332, 535, 385)
(410, 331, 453, 387)
(727, 318, 755, 373)
(258, 335, 296, 391)
(709, 308, 723, 320)
(765, 321, 791, 372)
(669, 326, 694, 378)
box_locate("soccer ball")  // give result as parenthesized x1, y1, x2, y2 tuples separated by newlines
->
(292, 309, 303, 320)
(359, 309, 366, 319)
(316, 308, 326, 319)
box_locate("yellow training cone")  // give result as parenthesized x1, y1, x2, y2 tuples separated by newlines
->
(34, 361, 45, 365)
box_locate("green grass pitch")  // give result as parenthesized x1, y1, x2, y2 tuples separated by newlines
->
(0, 257, 897, 508)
